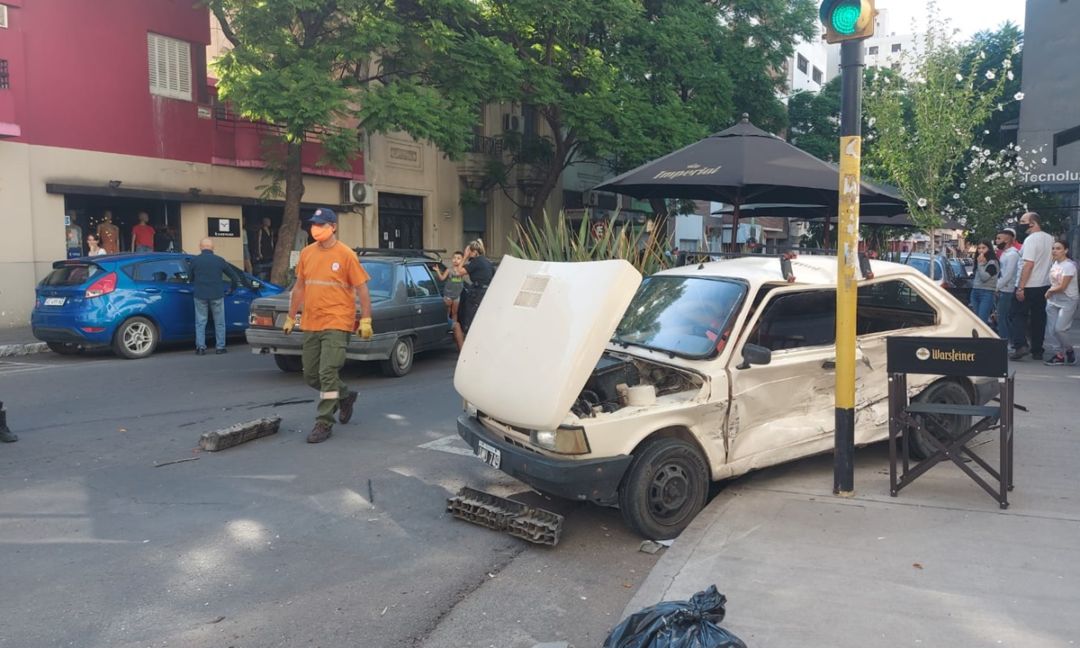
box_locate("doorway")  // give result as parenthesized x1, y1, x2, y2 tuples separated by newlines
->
(378, 193, 424, 251)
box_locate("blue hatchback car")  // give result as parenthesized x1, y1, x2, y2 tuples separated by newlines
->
(32, 253, 283, 359)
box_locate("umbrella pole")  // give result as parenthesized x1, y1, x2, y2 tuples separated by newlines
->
(823, 215, 832, 249)
(731, 203, 740, 253)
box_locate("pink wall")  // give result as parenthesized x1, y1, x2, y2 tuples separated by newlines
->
(0, 0, 362, 179)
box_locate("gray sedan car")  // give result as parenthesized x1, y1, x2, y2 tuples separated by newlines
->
(245, 253, 454, 377)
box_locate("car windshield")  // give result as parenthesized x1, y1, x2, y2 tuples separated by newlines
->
(42, 263, 100, 286)
(613, 276, 746, 359)
(360, 262, 395, 300)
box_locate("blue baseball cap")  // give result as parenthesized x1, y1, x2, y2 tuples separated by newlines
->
(310, 208, 338, 225)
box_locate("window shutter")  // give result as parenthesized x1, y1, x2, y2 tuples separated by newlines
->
(147, 32, 192, 100)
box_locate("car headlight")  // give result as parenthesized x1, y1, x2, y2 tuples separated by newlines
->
(530, 426, 590, 455)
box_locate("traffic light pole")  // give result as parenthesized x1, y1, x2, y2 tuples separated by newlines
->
(834, 39, 865, 496)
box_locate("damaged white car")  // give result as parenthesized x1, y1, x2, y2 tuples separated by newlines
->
(454, 255, 999, 540)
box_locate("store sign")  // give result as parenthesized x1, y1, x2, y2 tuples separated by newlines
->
(1021, 169, 1080, 184)
(887, 336, 1008, 378)
(208, 217, 240, 238)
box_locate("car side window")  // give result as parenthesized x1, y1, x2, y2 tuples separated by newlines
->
(857, 280, 937, 334)
(406, 264, 439, 298)
(128, 259, 190, 283)
(747, 290, 836, 351)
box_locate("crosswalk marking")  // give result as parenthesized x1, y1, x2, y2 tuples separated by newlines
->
(418, 434, 475, 457)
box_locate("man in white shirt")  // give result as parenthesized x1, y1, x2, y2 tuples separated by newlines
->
(995, 228, 1021, 344)
(1009, 212, 1054, 360)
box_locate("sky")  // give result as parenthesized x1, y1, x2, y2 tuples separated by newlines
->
(878, 0, 1025, 38)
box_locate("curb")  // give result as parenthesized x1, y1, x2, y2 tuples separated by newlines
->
(0, 342, 49, 358)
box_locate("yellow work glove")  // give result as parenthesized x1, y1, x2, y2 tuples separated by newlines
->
(357, 317, 373, 340)
(283, 315, 296, 335)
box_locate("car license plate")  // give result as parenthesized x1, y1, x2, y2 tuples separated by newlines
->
(44, 297, 66, 306)
(476, 440, 501, 470)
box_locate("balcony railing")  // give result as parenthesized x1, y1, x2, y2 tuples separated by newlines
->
(468, 133, 504, 156)
(0, 59, 9, 90)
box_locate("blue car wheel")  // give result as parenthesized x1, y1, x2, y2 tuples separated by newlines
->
(113, 316, 159, 359)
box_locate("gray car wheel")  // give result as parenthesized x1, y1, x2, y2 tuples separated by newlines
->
(380, 337, 414, 377)
(908, 381, 972, 460)
(273, 354, 303, 373)
(113, 317, 158, 359)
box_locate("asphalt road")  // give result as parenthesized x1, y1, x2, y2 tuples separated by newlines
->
(0, 345, 658, 648)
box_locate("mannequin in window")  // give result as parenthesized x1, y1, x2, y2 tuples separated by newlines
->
(97, 211, 120, 254)
(65, 222, 84, 259)
(131, 211, 156, 252)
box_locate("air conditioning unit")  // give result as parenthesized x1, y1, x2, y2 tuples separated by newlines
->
(343, 181, 374, 206)
(502, 114, 521, 133)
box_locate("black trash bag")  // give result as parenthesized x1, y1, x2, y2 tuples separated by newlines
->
(604, 585, 747, 648)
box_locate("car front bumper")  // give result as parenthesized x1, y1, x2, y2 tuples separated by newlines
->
(457, 414, 632, 506)
(245, 327, 397, 361)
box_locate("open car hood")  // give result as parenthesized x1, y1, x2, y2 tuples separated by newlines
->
(454, 256, 643, 431)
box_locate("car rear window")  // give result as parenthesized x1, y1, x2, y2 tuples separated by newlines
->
(360, 262, 395, 300)
(42, 263, 100, 286)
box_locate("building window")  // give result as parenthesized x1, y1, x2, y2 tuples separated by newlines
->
(812, 67, 823, 84)
(0, 59, 9, 90)
(867, 46, 879, 55)
(891, 43, 902, 53)
(796, 54, 809, 74)
(147, 33, 192, 101)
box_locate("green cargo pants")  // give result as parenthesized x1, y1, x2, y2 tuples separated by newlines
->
(302, 329, 351, 426)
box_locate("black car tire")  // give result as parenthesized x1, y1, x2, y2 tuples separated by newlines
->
(908, 380, 973, 461)
(619, 437, 710, 541)
(46, 342, 83, 356)
(273, 354, 303, 373)
(112, 317, 159, 359)
(380, 337, 414, 377)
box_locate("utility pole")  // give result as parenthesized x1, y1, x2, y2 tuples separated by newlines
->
(820, 0, 876, 496)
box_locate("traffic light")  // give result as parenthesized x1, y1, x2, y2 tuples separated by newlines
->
(820, 0, 876, 44)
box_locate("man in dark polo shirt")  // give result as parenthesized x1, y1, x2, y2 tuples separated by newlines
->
(189, 237, 244, 355)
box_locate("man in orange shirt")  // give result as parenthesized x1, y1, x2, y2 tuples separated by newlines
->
(284, 208, 373, 443)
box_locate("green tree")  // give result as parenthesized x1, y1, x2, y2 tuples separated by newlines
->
(787, 77, 842, 162)
(474, 0, 817, 219)
(864, 3, 1012, 275)
(207, 0, 516, 284)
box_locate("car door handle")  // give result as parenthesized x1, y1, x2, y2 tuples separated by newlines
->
(145, 288, 161, 294)
(179, 289, 193, 294)
(414, 306, 423, 313)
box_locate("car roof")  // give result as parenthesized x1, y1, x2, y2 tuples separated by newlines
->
(657, 254, 924, 288)
(59, 252, 190, 265)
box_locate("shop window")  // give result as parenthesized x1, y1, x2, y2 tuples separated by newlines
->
(797, 54, 809, 74)
(148, 33, 192, 101)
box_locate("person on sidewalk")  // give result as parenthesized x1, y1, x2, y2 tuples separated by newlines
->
(1009, 212, 1054, 361)
(969, 240, 998, 326)
(1043, 239, 1078, 366)
(251, 217, 276, 280)
(283, 208, 373, 444)
(0, 401, 17, 443)
(994, 228, 1021, 344)
(452, 239, 494, 351)
(189, 237, 243, 355)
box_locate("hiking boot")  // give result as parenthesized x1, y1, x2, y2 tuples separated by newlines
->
(1044, 354, 1067, 366)
(338, 391, 357, 424)
(306, 422, 333, 443)
(1009, 345, 1029, 360)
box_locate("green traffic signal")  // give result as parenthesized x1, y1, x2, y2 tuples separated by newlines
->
(830, 3, 862, 35)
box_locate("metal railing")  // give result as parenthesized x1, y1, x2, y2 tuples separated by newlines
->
(468, 133, 504, 156)
(0, 59, 9, 90)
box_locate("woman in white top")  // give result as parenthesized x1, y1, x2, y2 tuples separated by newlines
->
(1044, 239, 1078, 366)
(86, 233, 108, 256)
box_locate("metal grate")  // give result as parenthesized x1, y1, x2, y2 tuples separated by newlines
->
(0, 59, 9, 89)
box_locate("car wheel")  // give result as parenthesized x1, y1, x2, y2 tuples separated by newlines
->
(908, 381, 972, 461)
(112, 317, 158, 359)
(46, 342, 83, 356)
(273, 354, 303, 373)
(619, 437, 710, 541)
(380, 337, 414, 377)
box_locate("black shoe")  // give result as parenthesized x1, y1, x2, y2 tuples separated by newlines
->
(1009, 345, 1029, 360)
(1032, 352, 1044, 361)
(195, 347, 207, 355)
(338, 391, 357, 424)
(215, 348, 227, 355)
(1067, 352, 1077, 366)
(1044, 354, 1067, 366)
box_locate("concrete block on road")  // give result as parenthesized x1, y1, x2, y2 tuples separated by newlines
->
(199, 416, 281, 452)
(0, 342, 49, 358)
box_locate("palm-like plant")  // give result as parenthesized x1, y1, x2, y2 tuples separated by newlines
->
(509, 211, 671, 276)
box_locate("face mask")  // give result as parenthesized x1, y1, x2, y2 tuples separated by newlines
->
(311, 225, 334, 242)
(1015, 223, 1030, 240)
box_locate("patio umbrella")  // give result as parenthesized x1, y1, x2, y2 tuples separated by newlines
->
(594, 115, 906, 250)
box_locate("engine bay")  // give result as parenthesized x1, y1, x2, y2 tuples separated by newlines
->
(571, 352, 703, 418)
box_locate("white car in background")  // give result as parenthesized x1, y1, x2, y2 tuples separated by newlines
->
(454, 255, 999, 539)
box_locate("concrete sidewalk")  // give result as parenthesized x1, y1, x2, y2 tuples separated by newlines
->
(625, 359, 1079, 647)
(0, 326, 47, 357)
